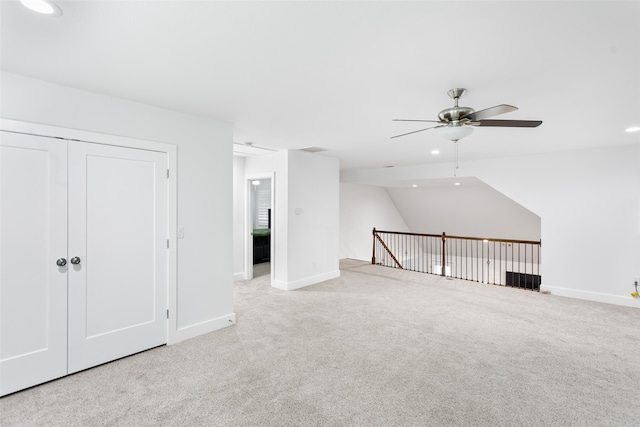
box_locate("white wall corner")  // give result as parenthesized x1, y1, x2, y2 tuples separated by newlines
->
(272, 270, 341, 291)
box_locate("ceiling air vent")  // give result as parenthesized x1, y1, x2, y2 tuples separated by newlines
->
(299, 146, 327, 153)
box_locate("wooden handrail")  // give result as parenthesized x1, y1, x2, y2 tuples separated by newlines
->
(373, 229, 403, 269)
(373, 229, 541, 246)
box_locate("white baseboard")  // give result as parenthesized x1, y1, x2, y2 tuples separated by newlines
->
(233, 272, 246, 281)
(171, 312, 236, 344)
(541, 285, 640, 308)
(272, 270, 341, 291)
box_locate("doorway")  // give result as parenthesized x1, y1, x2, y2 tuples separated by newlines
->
(247, 176, 273, 280)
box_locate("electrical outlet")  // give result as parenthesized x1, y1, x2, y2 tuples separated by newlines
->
(633, 277, 640, 287)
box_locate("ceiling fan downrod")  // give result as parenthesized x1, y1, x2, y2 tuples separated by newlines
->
(447, 88, 467, 107)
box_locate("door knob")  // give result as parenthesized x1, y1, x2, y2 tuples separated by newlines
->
(56, 258, 67, 266)
(70, 257, 81, 265)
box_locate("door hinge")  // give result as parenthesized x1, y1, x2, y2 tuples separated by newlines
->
(167, 309, 169, 319)
(167, 239, 169, 248)
(167, 169, 169, 178)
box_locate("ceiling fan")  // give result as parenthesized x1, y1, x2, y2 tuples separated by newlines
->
(391, 88, 542, 141)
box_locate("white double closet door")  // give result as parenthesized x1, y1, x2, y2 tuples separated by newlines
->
(1, 131, 168, 396)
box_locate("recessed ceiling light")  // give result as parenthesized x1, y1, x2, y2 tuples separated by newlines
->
(454, 182, 461, 186)
(431, 149, 440, 155)
(626, 126, 640, 133)
(20, 0, 62, 16)
(411, 184, 418, 188)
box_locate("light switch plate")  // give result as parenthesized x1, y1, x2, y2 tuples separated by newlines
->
(177, 226, 185, 239)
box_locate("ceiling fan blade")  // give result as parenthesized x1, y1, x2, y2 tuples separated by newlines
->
(469, 119, 542, 128)
(462, 104, 517, 121)
(390, 125, 445, 139)
(392, 119, 442, 123)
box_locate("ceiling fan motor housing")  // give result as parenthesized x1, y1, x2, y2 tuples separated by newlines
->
(440, 88, 473, 125)
(438, 106, 475, 125)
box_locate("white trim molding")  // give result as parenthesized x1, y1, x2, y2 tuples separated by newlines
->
(175, 313, 237, 343)
(541, 285, 640, 308)
(272, 270, 341, 291)
(233, 272, 247, 281)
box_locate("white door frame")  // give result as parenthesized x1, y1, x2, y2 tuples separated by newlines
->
(0, 118, 179, 345)
(244, 173, 275, 282)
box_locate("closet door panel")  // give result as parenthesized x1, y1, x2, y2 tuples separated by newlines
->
(0, 132, 68, 396)
(67, 142, 167, 374)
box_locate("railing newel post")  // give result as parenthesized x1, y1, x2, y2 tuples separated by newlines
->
(372, 227, 376, 265)
(441, 232, 446, 277)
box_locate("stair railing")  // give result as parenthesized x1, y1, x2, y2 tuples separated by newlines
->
(372, 228, 542, 290)
(372, 228, 404, 269)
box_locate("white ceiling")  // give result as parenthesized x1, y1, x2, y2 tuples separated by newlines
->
(1, 1, 639, 170)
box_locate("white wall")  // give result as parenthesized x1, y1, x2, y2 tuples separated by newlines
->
(342, 144, 640, 307)
(286, 150, 340, 289)
(386, 180, 541, 241)
(339, 183, 410, 261)
(474, 146, 640, 307)
(233, 156, 246, 280)
(243, 150, 340, 290)
(1, 71, 235, 340)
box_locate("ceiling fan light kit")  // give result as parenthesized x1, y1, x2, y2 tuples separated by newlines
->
(438, 125, 474, 141)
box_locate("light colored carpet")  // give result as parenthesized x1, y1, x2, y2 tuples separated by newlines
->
(252, 261, 270, 278)
(2, 259, 640, 426)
